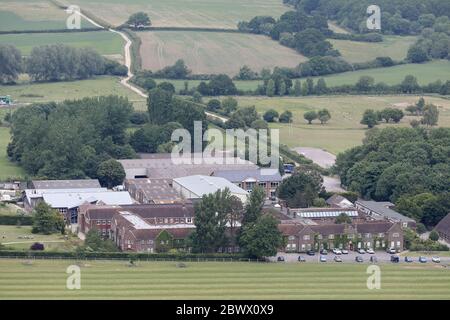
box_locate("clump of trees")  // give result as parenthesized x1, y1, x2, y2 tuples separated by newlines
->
(0, 44, 22, 84)
(126, 12, 151, 28)
(304, 109, 331, 124)
(32, 202, 64, 235)
(334, 127, 450, 227)
(8, 96, 136, 179)
(197, 74, 238, 96)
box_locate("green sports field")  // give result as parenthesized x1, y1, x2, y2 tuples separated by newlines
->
(0, 259, 449, 299)
(234, 95, 450, 154)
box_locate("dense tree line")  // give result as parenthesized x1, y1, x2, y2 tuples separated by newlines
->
(334, 127, 450, 227)
(0, 44, 127, 84)
(291, 0, 450, 35)
(8, 96, 135, 179)
(407, 27, 450, 63)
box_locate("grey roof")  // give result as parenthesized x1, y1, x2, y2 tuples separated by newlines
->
(356, 200, 415, 223)
(435, 213, 450, 235)
(42, 191, 133, 209)
(126, 178, 181, 202)
(326, 194, 354, 208)
(32, 179, 101, 189)
(173, 175, 248, 198)
(290, 208, 359, 219)
(213, 168, 282, 183)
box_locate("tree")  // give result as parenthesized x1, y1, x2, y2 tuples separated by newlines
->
(147, 88, 173, 125)
(335, 213, 352, 224)
(84, 228, 118, 252)
(293, 79, 302, 96)
(278, 80, 287, 96)
(222, 97, 238, 115)
(317, 108, 331, 124)
(32, 202, 64, 235)
(207, 99, 221, 112)
(421, 104, 439, 126)
(0, 44, 22, 84)
(126, 12, 151, 28)
(263, 109, 279, 122)
(277, 171, 323, 208)
(416, 97, 426, 114)
(266, 79, 275, 97)
(279, 110, 293, 123)
(400, 75, 420, 93)
(239, 215, 284, 258)
(303, 110, 317, 124)
(235, 65, 258, 80)
(97, 159, 126, 188)
(306, 78, 314, 95)
(315, 78, 328, 95)
(242, 186, 265, 225)
(407, 43, 429, 63)
(360, 109, 378, 128)
(429, 230, 439, 241)
(356, 76, 375, 92)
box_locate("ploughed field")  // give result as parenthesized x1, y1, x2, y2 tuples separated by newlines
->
(0, 259, 450, 299)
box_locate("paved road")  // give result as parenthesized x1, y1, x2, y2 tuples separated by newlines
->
(293, 147, 336, 168)
(270, 251, 450, 264)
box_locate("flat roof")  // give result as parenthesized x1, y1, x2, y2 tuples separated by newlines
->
(42, 191, 133, 209)
(213, 168, 282, 183)
(32, 179, 101, 189)
(173, 175, 248, 198)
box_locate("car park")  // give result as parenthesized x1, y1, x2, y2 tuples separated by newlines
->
(419, 256, 428, 263)
(366, 248, 375, 254)
(320, 249, 328, 255)
(404, 256, 414, 263)
(298, 256, 306, 262)
(341, 250, 349, 255)
(332, 248, 342, 255)
(320, 255, 327, 262)
(387, 248, 396, 254)
(277, 256, 285, 262)
(306, 250, 315, 256)
(370, 256, 378, 263)
(357, 248, 366, 254)
(391, 255, 400, 263)
(334, 256, 343, 262)
(432, 257, 441, 263)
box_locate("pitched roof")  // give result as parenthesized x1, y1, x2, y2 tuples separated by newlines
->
(173, 175, 248, 197)
(289, 208, 359, 219)
(356, 200, 415, 223)
(126, 178, 182, 203)
(213, 169, 282, 183)
(355, 221, 395, 233)
(31, 179, 101, 189)
(435, 213, 450, 235)
(326, 194, 354, 208)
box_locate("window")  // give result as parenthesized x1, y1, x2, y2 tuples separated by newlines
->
(393, 233, 399, 238)
(96, 221, 101, 225)
(365, 233, 371, 238)
(329, 234, 334, 240)
(187, 218, 192, 223)
(317, 235, 323, 240)
(303, 235, 310, 241)
(378, 233, 384, 237)
(271, 182, 279, 188)
(348, 234, 354, 239)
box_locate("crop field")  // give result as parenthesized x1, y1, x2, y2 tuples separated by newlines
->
(0, 0, 96, 31)
(60, 0, 288, 28)
(0, 31, 124, 58)
(0, 76, 146, 109)
(234, 95, 450, 154)
(138, 31, 307, 76)
(0, 259, 450, 299)
(330, 36, 417, 63)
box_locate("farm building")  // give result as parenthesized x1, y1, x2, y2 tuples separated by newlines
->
(355, 200, 416, 228)
(434, 213, 450, 244)
(326, 194, 354, 208)
(124, 178, 183, 204)
(31, 179, 101, 189)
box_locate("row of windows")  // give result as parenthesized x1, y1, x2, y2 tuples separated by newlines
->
(289, 232, 391, 241)
(96, 220, 111, 225)
(155, 217, 192, 224)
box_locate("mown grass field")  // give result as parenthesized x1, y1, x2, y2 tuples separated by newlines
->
(0, 225, 81, 251)
(0, 259, 450, 299)
(330, 36, 417, 63)
(138, 31, 307, 76)
(0, 0, 94, 31)
(0, 126, 25, 180)
(234, 95, 450, 154)
(0, 31, 124, 59)
(61, 0, 288, 28)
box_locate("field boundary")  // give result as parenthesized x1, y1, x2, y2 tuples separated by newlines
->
(0, 28, 103, 35)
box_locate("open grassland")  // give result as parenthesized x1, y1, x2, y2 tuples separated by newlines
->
(0, 259, 450, 299)
(138, 31, 307, 76)
(0, 203, 23, 216)
(0, 0, 96, 31)
(0, 31, 124, 58)
(234, 95, 450, 154)
(61, 0, 288, 28)
(0, 126, 25, 180)
(160, 61, 450, 91)
(330, 36, 417, 63)
(0, 226, 81, 251)
(328, 21, 350, 34)
(0, 76, 146, 110)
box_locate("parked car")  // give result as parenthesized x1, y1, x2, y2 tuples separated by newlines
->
(298, 256, 306, 262)
(357, 248, 366, 254)
(277, 256, 285, 262)
(404, 256, 414, 263)
(332, 248, 342, 255)
(320, 249, 328, 255)
(341, 249, 349, 255)
(370, 256, 378, 263)
(355, 256, 364, 263)
(391, 255, 400, 263)
(419, 256, 428, 263)
(366, 248, 375, 254)
(387, 248, 397, 254)
(432, 257, 441, 263)
(306, 250, 316, 256)
(334, 256, 343, 262)
(320, 255, 327, 262)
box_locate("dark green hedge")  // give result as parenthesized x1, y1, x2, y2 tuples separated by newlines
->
(0, 28, 103, 35)
(0, 215, 33, 226)
(0, 250, 246, 260)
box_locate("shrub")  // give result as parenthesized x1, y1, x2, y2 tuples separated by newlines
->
(30, 242, 45, 251)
